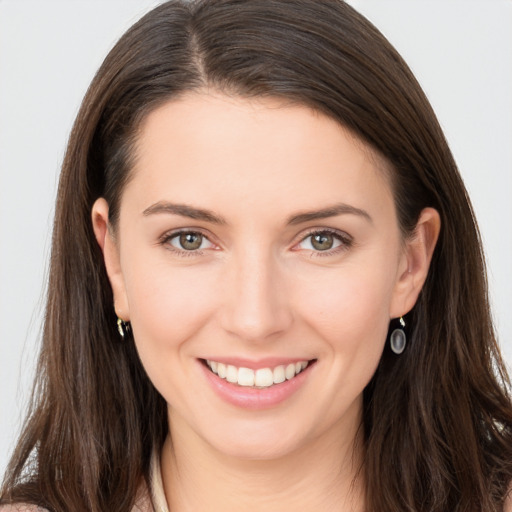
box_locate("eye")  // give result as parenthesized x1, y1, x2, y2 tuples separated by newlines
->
(296, 229, 351, 253)
(166, 231, 215, 252)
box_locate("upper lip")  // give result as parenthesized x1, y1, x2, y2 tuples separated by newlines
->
(200, 357, 315, 370)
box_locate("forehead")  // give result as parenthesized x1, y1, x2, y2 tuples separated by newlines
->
(125, 92, 394, 222)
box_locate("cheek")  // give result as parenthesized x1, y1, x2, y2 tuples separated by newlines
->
(295, 257, 397, 358)
(292, 259, 397, 420)
(122, 256, 221, 357)
(121, 257, 225, 408)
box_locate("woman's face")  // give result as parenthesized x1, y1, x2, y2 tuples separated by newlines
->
(94, 93, 435, 460)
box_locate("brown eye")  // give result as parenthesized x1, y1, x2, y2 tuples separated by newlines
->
(296, 230, 350, 254)
(167, 231, 214, 252)
(179, 232, 203, 250)
(311, 232, 334, 251)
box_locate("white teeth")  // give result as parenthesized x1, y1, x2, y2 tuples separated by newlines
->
(273, 365, 286, 384)
(205, 359, 311, 388)
(238, 367, 255, 387)
(254, 368, 273, 387)
(285, 363, 296, 380)
(226, 365, 238, 383)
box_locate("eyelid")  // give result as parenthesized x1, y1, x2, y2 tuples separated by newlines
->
(158, 228, 220, 255)
(292, 227, 353, 255)
(157, 226, 353, 257)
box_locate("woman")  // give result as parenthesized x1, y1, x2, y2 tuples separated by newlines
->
(1, 0, 511, 511)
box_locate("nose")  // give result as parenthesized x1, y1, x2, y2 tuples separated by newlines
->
(220, 247, 293, 342)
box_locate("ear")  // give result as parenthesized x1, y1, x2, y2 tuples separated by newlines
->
(390, 207, 441, 318)
(91, 198, 130, 321)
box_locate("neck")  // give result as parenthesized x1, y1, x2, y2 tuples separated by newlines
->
(160, 412, 366, 512)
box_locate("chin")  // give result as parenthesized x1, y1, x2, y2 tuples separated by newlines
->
(212, 433, 304, 461)
(195, 412, 321, 462)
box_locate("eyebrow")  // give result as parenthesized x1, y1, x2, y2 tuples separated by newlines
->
(287, 203, 373, 225)
(142, 202, 227, 224)
(142, 201, 372, 226)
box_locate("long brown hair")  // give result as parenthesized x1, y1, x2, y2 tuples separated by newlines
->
(2, 1, 512, 511)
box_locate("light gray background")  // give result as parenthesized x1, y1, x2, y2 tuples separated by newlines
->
(1, 0, 511, 477)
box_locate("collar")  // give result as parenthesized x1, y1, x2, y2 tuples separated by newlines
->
(149, 450, 170, 512)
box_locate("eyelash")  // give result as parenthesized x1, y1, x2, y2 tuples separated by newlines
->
(296, 228, 353, 257)
(158, 229, 214, 258)
(158, 228, 353, 258)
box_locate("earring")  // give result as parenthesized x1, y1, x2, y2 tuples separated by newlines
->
(117, 317, 131, 339)
(390, 316, 406, 355)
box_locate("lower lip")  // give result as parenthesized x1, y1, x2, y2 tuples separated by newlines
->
(199, 360, 314, 410)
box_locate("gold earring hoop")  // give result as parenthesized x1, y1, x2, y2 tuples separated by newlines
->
(117, 317, 131, 339)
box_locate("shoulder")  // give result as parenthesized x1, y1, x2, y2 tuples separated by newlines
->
(505, 490, 512, 512)
(0, 499, 152, 512)
(0, 506, 48, 512)
(0, 487, 154, 512)
(0, 500, 154, 512)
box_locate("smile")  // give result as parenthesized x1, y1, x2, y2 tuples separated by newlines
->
(205, 359, 311, 388)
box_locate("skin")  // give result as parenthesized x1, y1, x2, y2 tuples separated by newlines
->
(92, 92, 440, 512)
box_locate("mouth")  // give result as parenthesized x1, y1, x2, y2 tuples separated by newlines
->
(202, 358, 317, 389)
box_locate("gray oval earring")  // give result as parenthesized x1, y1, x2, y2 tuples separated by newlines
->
(390, 316, 406, 355)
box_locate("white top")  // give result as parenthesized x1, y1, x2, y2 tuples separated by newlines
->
(149, 450, 169, 512)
